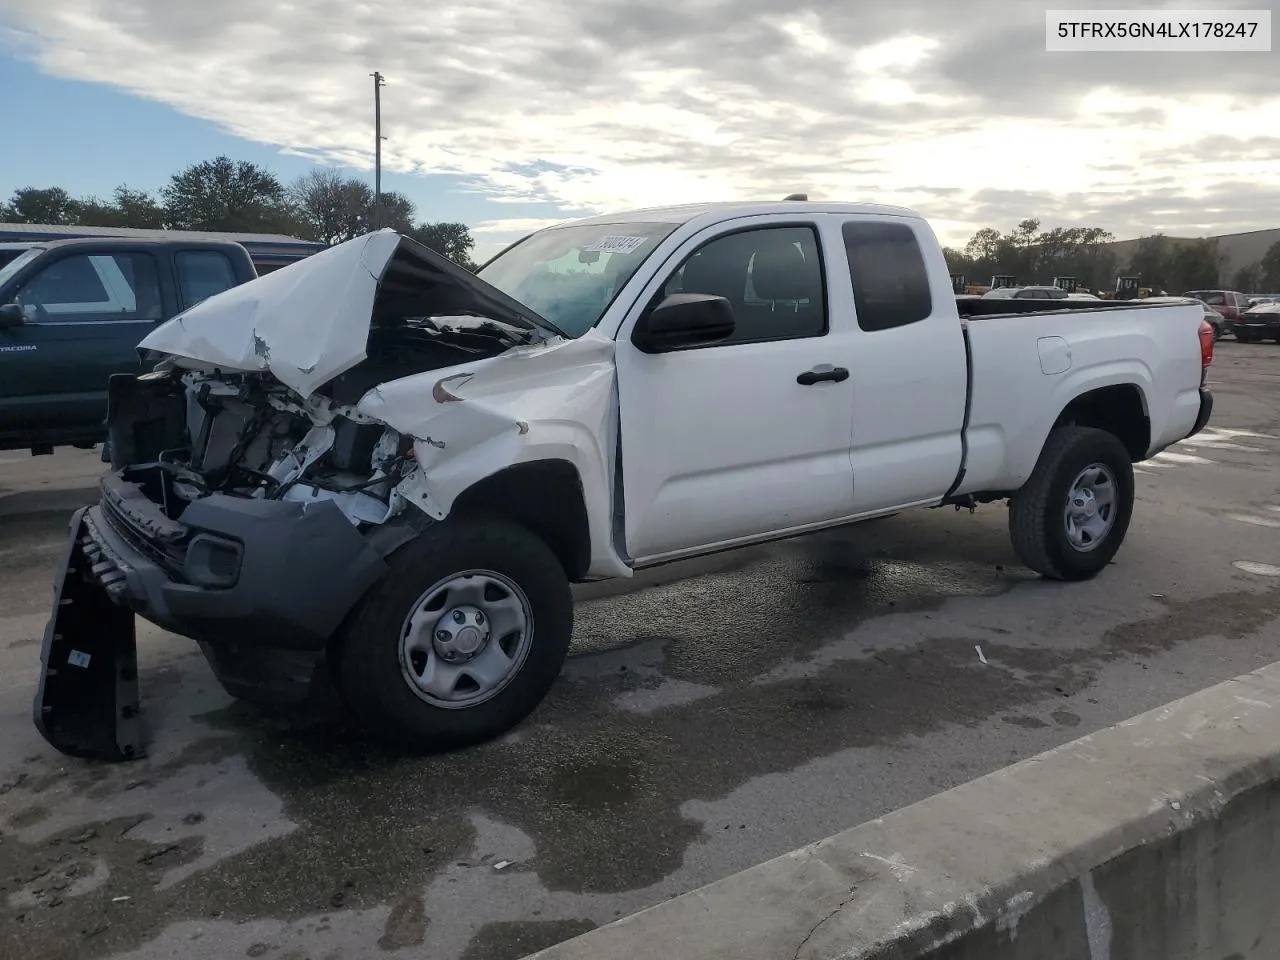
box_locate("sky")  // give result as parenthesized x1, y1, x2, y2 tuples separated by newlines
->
(0, 0, 1277, 260)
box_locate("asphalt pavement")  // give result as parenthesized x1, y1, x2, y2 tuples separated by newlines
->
(2, 341, 1279, 960)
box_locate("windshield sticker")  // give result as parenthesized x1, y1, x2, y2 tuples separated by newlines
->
(581, 235, 648, 255)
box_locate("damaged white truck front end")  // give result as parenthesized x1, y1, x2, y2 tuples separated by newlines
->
(34, 230, 627, 761)
(137, 229, 623, 555)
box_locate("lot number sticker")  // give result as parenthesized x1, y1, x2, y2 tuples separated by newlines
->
(582, 235, 647, 255)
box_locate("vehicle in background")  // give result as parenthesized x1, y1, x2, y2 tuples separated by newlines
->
(1234, 300, 1280, 342)
(981, 284, 1069, 300)
(0, 223, 324, 275)
(1185, 290, 1250, 332)
(38, 202, 1215, 760)
(1066, 292, 1101, 301)
(1247, 294, 1280, 307)
(0, 241, 33, 270)
(0, 237, 257, 455)
(1141, 296, 1226, 338)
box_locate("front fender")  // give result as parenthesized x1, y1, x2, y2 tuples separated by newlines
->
(355, 333, 630, 578)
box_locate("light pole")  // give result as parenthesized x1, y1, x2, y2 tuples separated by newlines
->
(370, 71, 386, 229)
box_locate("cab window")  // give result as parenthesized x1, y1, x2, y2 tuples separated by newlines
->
(11, 252, 162, 322)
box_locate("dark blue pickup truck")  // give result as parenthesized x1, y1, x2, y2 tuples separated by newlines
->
(0, 237, 257, 454)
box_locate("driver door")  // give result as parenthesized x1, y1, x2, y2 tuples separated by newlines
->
(613, 216, 858, 563)
(0, 249, 165, 437)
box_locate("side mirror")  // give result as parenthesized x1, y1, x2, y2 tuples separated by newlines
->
(632, 293, 735, 354)
(0, 303, 23, 328)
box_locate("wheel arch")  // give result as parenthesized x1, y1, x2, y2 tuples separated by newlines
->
(1050, 383, 1150, 462)
(449, 459, 593, 582)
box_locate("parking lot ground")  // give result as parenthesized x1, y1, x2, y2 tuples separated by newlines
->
(2, 341, 1279, 960)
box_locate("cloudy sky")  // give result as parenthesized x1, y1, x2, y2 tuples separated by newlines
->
(0, 0, 1277, 257)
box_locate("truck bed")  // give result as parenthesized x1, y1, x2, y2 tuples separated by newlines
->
(954, 300, 1206, 496)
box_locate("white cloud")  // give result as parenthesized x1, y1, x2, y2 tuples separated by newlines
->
(1, 0, 1278, 247)
(852, 34, 939, 74)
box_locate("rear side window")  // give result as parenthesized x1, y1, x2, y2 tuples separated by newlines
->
(176, 250, 238, 310)
(842, 222, 933, 331)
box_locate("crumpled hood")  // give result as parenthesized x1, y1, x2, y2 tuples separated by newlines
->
(138, 230, 543, 398)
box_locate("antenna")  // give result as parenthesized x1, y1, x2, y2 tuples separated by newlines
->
(783, 193, 808, 201)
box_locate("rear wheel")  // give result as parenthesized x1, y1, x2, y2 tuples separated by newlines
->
(335, 515, 573, 750)
(1008, 426, 1134, 581)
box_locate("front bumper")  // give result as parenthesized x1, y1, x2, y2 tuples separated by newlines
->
(85, 471, 390, 651)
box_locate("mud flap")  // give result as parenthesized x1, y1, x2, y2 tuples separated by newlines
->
(32, 507, 145, 762)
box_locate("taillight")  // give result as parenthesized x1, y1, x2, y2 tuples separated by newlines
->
(1198, 320, 1214, 385)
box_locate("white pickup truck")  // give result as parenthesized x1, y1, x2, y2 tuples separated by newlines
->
(34, 201, 1215, 760)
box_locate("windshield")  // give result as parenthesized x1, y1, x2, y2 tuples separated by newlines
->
(476, 221, 678, 337)
(0, 248, 43, 290)
(1188, 290, 1224, 305)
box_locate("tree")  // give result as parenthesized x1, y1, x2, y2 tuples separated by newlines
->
(964, 227, 1002, 264)
(2, 186, 75, 224)
(376, 191, 417, 234)
(66, 196, 125, 227)
(1074, 227, 1117, 292)
(290, 171, 417, 244)
(1, 157, 483, 254)
(1168, 238, 1221, 292)
(1260, 240, 1280, 291)
(112, 186, 168, 229)
(1126, 234, 1173, 288)
(408, 221, 477, 268)
(941, 247, 971, 275)
(1232, 262, 1261, 293)
(953, 220, 1115, 290)
(290, 169, 374, 245)
(162, 156, 297, 233)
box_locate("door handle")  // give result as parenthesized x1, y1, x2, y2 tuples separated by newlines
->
(796, 366, 849, 386)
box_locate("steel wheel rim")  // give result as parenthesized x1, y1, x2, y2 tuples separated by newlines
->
(1063, 462, 1118, 553)
(398, 569, 534, 709)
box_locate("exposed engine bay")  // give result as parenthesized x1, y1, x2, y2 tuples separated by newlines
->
(109, 312, 536, 528)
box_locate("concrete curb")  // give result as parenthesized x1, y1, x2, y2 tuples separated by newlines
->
(524, 662, 1280, 959)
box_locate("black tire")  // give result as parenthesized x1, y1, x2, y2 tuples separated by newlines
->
(1008, 426, 1134, 581)
(335, 515, 573, 750)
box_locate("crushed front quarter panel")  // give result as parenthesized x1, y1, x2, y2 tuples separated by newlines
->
(355, 331, 630, 578)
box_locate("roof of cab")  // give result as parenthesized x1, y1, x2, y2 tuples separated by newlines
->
(558, 200, 924, 228)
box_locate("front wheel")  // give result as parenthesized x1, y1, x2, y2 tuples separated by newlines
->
(335, 515, 573, 750)
(1008, 426, 1135, 581)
